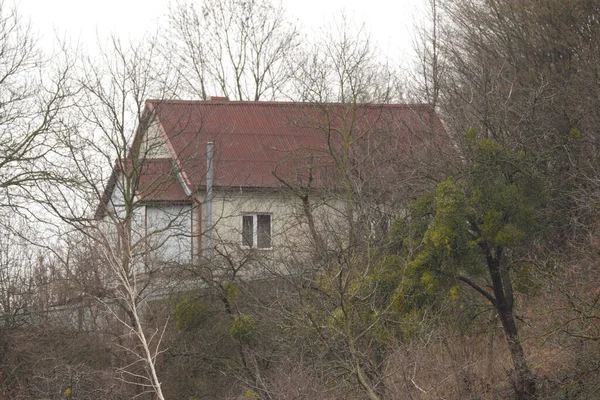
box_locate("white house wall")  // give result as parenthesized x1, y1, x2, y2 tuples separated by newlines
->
(140, 122, 171, 158)
(101, 177, 349, 272)
(207, 190, 294, 251)
(205, 189, 348, 266)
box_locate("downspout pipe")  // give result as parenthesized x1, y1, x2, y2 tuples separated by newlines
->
(206, 142, 214, 260)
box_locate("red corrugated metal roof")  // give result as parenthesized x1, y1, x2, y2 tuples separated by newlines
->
(143, 100, 448, 198)
(95, 158, 189, 219)
(134, 158, 189, 202)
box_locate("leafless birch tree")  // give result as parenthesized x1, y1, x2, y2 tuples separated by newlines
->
(39, 34, 186, 399)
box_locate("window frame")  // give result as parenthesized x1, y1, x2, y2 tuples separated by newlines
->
(241, 213, 272, 250)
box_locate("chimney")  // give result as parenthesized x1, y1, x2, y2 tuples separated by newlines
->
(207, 96, 229, 101)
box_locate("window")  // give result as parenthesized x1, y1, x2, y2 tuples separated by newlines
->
(145, 205, 193, 264)
(242, 214, 272, 249)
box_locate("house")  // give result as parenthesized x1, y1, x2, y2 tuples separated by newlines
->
(96, 97, 450, 271)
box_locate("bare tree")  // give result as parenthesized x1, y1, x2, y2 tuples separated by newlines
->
(409, 0, 600, 398)
(0, 219, 37, 330)
(0, 1, 73, 219)
(167, 0, 299, 101)
(262, 24, 449, 397)
(35, 34, 188, 399)
(410, 0, 445, 107)
(290, 16, 403, 104)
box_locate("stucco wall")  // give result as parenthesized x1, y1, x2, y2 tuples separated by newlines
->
(140, 122, 171, 158)
(104, 178, 348, 270)
(203, 189, 347, 267)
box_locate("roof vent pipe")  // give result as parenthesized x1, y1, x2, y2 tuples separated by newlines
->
(206, 142, 214, 260)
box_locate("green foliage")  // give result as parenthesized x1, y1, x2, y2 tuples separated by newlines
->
(448, 285, 460, 301)
(398, 309, 420, 340)
(364, 254, 405, 309)
(424, 133, 545, 259)
(174, 295, 211, 332)
(222, 282, 239, 303)
(289, 133, 549, 361)
(464, 127, 478, 145)
(229, 314, 257, 343)
(568, 127, 581, 139)
(388, 255, 448, 317)
(388, 191, 434, 254)
(386, 133, 548, 320)
(63, 387, 73, 399)
(243, 389, 259, 399)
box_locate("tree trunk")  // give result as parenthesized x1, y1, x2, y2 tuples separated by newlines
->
(497, 307, 536, 399)
(487, 250, 536, 399)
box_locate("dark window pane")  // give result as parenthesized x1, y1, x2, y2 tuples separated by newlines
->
(257, 214, 271, 249)
(242, 215, 253, 247)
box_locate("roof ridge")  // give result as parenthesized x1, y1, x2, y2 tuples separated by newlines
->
(146, 99, 433, 109)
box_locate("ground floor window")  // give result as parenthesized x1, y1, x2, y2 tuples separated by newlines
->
(242, 214, 272, 249)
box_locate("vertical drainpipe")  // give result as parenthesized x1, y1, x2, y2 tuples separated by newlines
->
(206, 142, 214, 260)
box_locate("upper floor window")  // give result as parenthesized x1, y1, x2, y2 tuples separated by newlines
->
(242, 214, 271, 249)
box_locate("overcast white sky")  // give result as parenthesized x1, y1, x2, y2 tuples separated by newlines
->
(18, 0, 424, 65)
